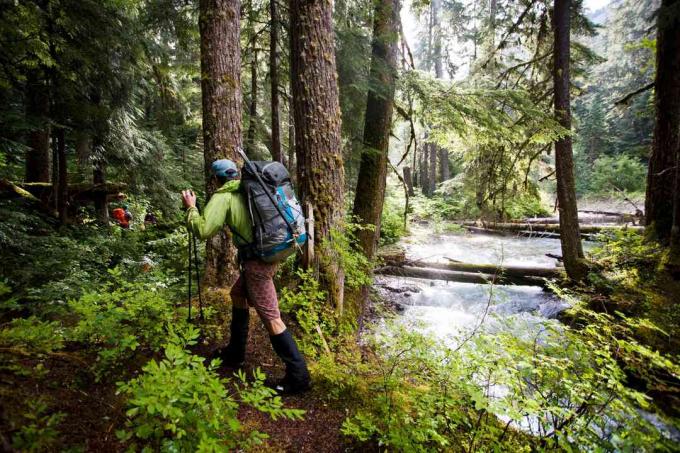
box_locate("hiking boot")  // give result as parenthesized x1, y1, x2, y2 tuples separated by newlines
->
(269, 329, 311, 395)
(265, 375, 312, 395)
(211, 307, 249, 368)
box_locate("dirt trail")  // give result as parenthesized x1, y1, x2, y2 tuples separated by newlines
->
(230, 316, 351, 452)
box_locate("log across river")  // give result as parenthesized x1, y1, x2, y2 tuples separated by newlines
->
(377, 254, 563, 286)
(457, 220, 643, 237)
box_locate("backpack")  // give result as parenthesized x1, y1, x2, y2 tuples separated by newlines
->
(112, 207, 130, 228)
(240, 160, 307, 263)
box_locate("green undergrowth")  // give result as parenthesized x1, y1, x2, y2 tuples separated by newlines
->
(0, 200, 305, 451)
(306, 308, 679, 452)
(409, 189, 548, 224)
(116, 325, 303, 451)
(570, 230, 680, 415)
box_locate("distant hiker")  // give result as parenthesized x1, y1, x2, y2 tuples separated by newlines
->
(181, 158, 311, 395)
(112, 204, 132, 229)
(144, 211, 158, 226)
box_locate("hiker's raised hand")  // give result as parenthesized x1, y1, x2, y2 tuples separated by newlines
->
(181, 190, 196, 209)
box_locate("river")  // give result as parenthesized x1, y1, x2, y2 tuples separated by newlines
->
(374, 224, 680, 448)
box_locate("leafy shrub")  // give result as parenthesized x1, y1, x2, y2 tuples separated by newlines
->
(340, 314, 675, 452)
(329, 224, 373, 291)
(0, 316, 65, 376)
(68, 268, 191, 380)
(379, 198, 406, 246)
(588, 154, 647, 194)
(116, 326, 303, 451)
(503, 192, 549, 220)
(10, 399, 65, 452)
(280, 269, 335, 357)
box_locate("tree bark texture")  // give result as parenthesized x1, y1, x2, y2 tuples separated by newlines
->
(412, 142, 418, 187)
(553, 0, 586, 281)
(55, 128, 68, 223)
(439, 147, 449, 181)
(432, 0, 443, 79)
(428, 140, 437, 195)
(92, 138, 108, 225)
(647, 0, 680, 245)
(403, 166, 415, 196)
(246, 45, 258, 158)
(270, 0, 283, 162)
(290, 0, 346, 310)
(25, 73, 51, 183)
(199, 0, 243, 288)
(421, 142, 430, 195)
(351, 0, 400, 260)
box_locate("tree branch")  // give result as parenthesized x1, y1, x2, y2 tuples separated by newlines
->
(614, 81, 654, 106)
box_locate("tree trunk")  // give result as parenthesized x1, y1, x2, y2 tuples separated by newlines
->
(432, 0, 443, 79)
(270, 0, 283, 162)
(428, 140, 437, 195)
(647, 0, 680, 245)
(287, 96, 295, 173)
(246, 45, 258, 158)
(199, 0, 243, 288)
(421, 142, 430, 195)
(25, 73, 51, 183)
(403, 167, 415, 196)
(352, 0, 400, 260)
(439, 147, 449, 181)
(290, 0, 345, 311)
(92, 137, 108, 225)
(412, 141, 419, 187)
(55, 128, 68, 223)
(553, 0, 586, 281)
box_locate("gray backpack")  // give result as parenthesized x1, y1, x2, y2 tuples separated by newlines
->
(239, 159, 307, 263)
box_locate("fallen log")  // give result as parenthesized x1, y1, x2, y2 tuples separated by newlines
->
(377, 245, 407, 265)
(0, 179, 42, 203)
(376, 265, 548, 286)
(402, 260, 562, 279)
(464, 226, 508, 236)
(578, 209, 635, 217)
(458, 221, 643, 234)
(466, 225, 599, 241)
(19, 182, 128, 202)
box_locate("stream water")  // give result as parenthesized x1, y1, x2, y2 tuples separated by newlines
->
(381, 224, 590, 341)
(374, 224, 679, 446)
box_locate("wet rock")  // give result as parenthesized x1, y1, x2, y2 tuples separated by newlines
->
(538, 300, 571, 318)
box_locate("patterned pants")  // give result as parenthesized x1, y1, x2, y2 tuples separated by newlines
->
(230, 259, 281, 321)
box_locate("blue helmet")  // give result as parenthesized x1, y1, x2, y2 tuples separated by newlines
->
(211, 159, 239, 179)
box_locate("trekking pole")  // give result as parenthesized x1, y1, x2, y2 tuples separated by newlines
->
(187, 228, 193, 322)
(192, 231, 205, 321)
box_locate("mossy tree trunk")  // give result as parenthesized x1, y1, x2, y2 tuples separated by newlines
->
(553, 0, 586, 281)
(199, 0, 243, 288)
(290, 0, 346, 311)
(647, 0, 680, 246)
(269, 0, 283, 163)
(246, 41, 258, 158)
(352, 0, 400, 260)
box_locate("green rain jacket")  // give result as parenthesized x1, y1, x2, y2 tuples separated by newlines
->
(186, 180, 253, 246)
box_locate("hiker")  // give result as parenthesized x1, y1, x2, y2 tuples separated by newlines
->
(181, 158, 311, 395)
(144, 211, 158, 227)
(112, 204, 132, 229)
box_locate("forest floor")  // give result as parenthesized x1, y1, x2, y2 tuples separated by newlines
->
(226, 316, 353, 452)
